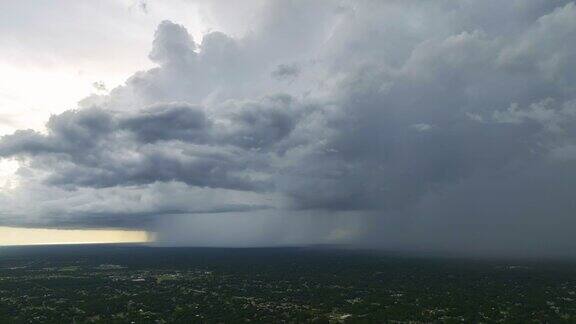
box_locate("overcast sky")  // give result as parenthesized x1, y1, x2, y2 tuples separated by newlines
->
(1, 0, 576, 257)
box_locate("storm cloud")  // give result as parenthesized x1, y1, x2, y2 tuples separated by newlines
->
(1, 0, 576, 256)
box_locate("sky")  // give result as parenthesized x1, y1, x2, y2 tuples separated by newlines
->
(0, 227, 149, 246)
(0, 0, 576, 256)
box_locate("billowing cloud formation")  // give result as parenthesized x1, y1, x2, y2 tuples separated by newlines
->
(2, 0, 576, 256)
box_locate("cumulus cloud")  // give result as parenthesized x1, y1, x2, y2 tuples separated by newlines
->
(2, 0, 576, 256)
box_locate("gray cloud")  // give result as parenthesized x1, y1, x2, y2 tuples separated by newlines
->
(271, 63, 300, 80)
(0, 102, 273, 191)
(1, 1, 576, 256)
(120, 103, 210, 143)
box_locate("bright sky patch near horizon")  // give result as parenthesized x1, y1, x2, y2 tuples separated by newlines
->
(0, 227, 150, 246)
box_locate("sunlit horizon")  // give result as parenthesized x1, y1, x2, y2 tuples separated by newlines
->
(0, 226, 151, 246)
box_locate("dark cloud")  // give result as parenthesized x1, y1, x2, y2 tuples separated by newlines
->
(120, 103, 210, 143)
(0, 102, 274, 191)
(1, 1, 576, 256)
(220, 94, 303, 150)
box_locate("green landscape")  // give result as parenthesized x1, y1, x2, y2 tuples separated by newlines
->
(1, 245, 575, 323)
